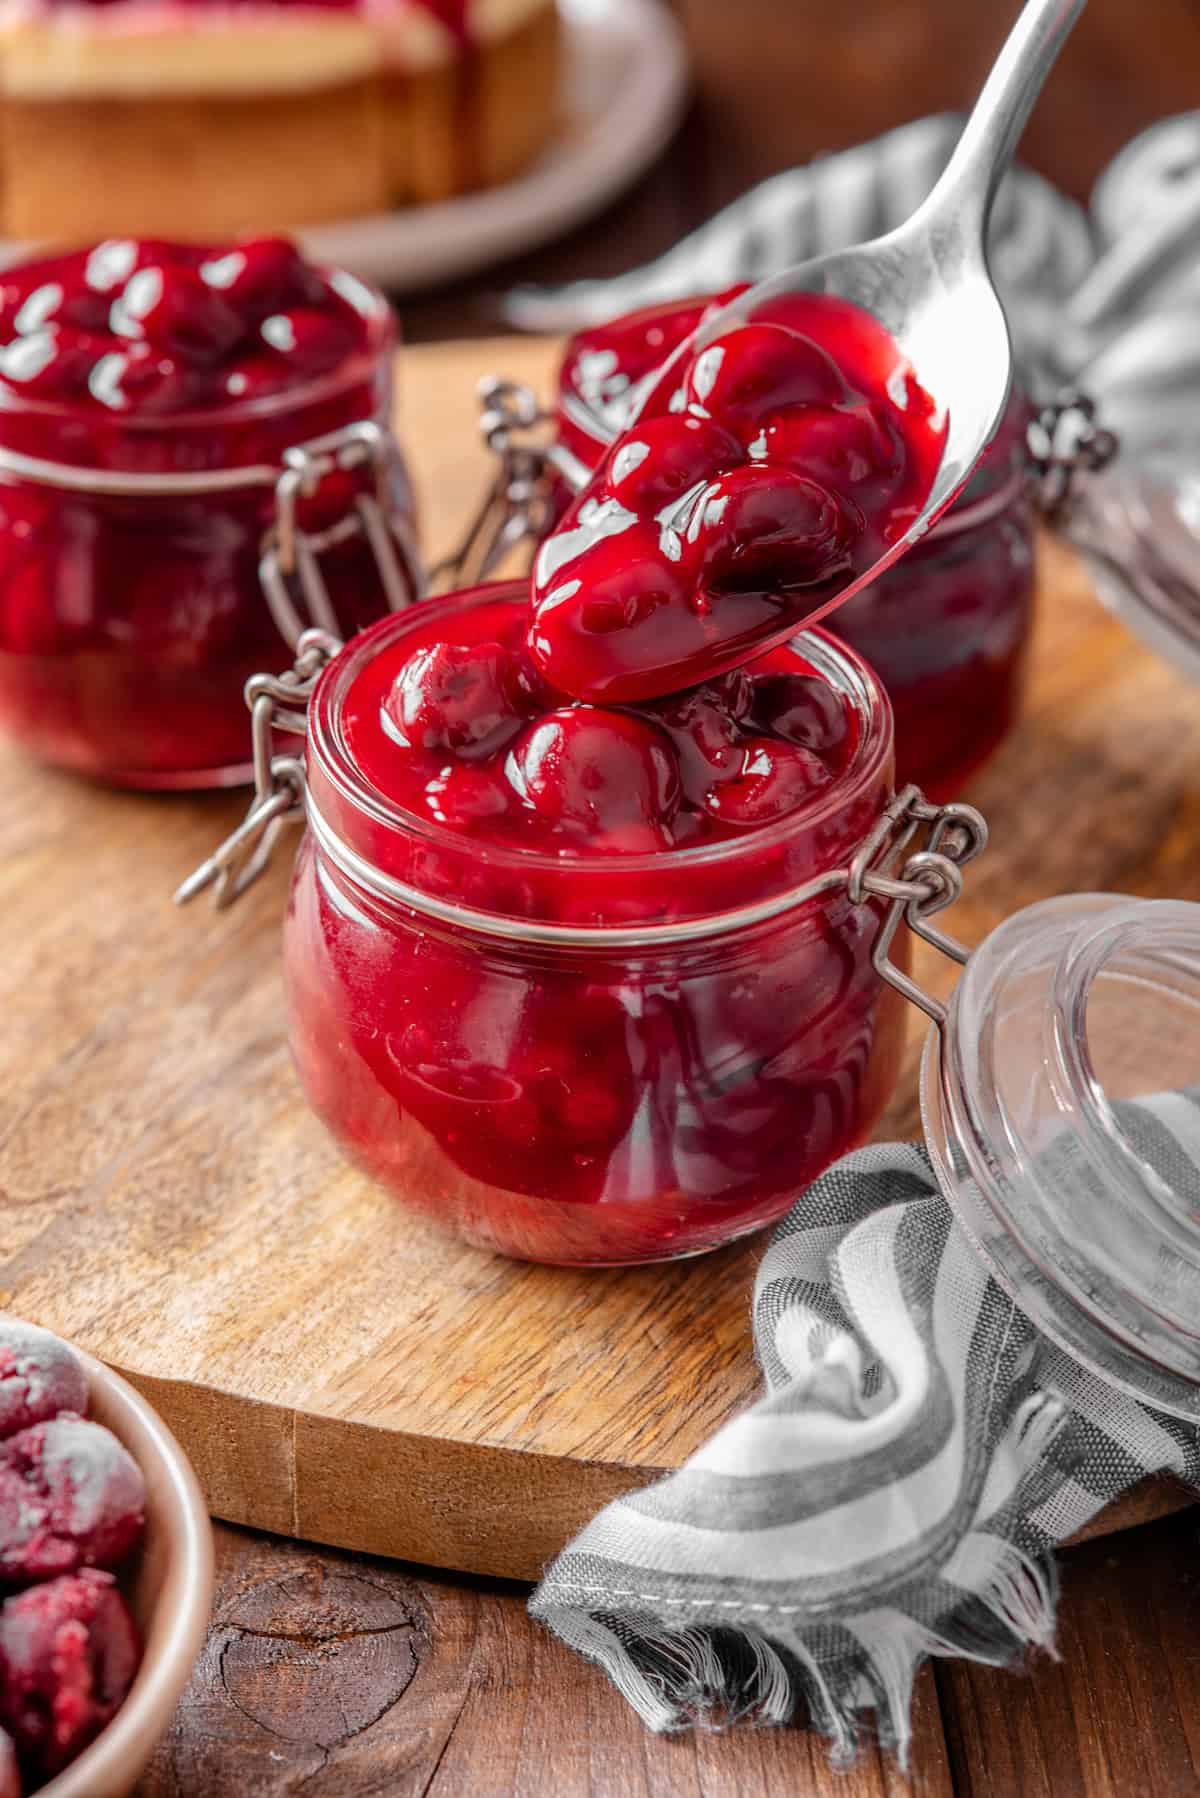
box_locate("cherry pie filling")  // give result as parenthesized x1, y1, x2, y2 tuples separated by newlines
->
(551, 288, 1034, 794)
(0, 236, 407, 787)
(285, 582, 908, 1264)
(530, 290, 945, 704)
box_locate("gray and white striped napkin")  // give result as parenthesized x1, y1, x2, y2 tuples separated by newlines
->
(506, 111, 1200, 449)
(531, 1107, 1200, 1762)
(505, 113, 1093, 379)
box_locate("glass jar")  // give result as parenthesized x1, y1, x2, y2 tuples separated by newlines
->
(181, 580, 992, 1268)
(0, 279, 419, 789)
(921, 890, 1200, 1418)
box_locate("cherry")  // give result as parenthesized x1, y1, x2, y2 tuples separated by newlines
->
(536, 290, 945, 703)
(605, 414, 741, 517)
(750, 401, 902, 491)
(685, 322, 850, 436)
(11, 282, 110, 336)
(750, 670, 851, 759)
(220, 353, 289, 404)
(199, 236, 324, 321)
(260, 307, 357, 377)
(693, 465, 854, 592)
(506, 707, 681, 849)
(88, 343, 197, 414)
(559, 286, 749, 436)
(705, 737, 832, 826)
(0, 329, 104, 400)
(423, 762, 514, 830)
(111, 264, 243, 366)
(650, 684, 745, 804)
(385, 641, 526, 759)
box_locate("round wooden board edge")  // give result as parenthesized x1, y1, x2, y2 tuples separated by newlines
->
(116, 1362, 1192, 1579)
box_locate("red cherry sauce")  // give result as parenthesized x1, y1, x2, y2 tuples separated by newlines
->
(530, 290, 946, 705)
(552, 289, 1034, 796)
(0, 237, 406, 787)
(285, 583, 907, 1264)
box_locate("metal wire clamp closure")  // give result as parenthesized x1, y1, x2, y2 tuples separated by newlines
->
(176, 630, 989, 1027)
(1027, 389, 1118, 519)
(173, 629, 341, 911)
(0, 419, 425, 651)
(259, 420, 425, 648)
(430, 378, 589, 588)
(851, 786, 989, 1026)
(441, 376, 1120, 586)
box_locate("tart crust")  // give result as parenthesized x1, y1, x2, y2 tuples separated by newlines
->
(0, 0, 561, 236)
(383, 2, 561, 202)
(0, 79, 390, 239)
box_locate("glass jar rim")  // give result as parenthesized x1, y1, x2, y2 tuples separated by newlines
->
(0, 268, 394, 442)
(305, 578, 896, 886)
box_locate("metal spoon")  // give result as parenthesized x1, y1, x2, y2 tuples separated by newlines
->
(626, 0, 1087, 628)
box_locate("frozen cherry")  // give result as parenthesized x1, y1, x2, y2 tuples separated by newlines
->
(0, 1569, 140, 1779)
(112, 264, 243, 365)
(605, 414, 741, 516)
(750, 670, 851, 759)
(385, 642, 527, 759)
(705, 737, 832, 825)
(0, 1415, 146, 1582)
(507, 707, 681, 849)
(200, 236, 324, 320)
(0, 1319, 88, 1441)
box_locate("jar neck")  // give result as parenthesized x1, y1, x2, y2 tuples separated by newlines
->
(303, 584, 897, 933)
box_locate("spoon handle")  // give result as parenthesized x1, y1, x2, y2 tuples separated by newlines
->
(923, 0, 1086, 245)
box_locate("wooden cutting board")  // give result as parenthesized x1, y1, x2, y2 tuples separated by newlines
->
(0, 338, 1195, 1581)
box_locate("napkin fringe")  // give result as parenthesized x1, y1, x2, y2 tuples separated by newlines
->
(536, 1529, 1059, 1765)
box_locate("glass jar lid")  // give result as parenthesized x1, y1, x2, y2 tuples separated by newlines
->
(922, 892, 1200, 1416)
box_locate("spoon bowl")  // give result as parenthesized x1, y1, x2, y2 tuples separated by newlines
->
(625, 0, 1086, 637)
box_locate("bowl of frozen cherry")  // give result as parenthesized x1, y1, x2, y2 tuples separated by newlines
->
(0, 1316, 213, 1797)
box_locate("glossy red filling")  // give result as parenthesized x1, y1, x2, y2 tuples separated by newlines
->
(0, 238, 408, 788)
(552, 288, 1034, 796)
(342, 591, 857, 862)
(286, 583, 907, 1264)
(0, 237, 378, 421)
(531, 290, 946, 704)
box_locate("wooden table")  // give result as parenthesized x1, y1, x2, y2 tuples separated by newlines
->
(105, 1, 1200, 1788)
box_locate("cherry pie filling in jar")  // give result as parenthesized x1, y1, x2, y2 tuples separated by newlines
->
(285, 581, 913, 1265)
(551, 288, 1036, 796)
(0, 236, 417, 788)
(186, 286, 986, 1265)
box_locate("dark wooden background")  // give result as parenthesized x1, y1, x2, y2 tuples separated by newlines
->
(138, 2, 1200, 1791)
(401, 0, 1200, 344)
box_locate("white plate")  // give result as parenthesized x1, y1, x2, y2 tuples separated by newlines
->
(301, 0, 689, 293)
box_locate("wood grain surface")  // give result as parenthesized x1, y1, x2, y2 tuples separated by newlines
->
(0, 336, 1196, 1581)
(134, 1511, 1200, 1797)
